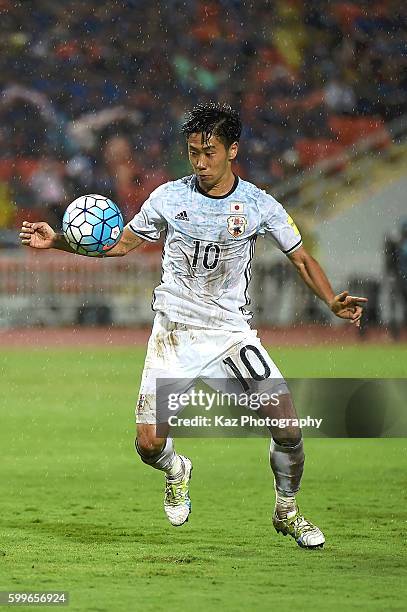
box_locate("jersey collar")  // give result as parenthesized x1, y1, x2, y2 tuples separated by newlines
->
(194, 174, 239, 200)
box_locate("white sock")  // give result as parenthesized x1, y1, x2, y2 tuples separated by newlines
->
(166, 454, 184, 480)
(275, 492, 297, 518)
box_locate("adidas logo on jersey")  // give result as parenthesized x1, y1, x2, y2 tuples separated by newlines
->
(175, 211, 189, 221)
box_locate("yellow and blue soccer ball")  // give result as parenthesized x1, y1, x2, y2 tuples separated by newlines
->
(63, 194, 124, 256)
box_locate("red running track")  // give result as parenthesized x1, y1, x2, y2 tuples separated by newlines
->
(0, 325, 405, 348)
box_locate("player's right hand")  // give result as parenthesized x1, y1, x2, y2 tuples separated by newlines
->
(19, 221, 56, 249)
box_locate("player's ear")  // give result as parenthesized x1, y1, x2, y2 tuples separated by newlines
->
(228, 142, 238, 161)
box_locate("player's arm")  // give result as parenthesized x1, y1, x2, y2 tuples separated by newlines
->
(101, 225, 145, 256)
(19, 221, 145, 256)
(287, 245, 368, 326)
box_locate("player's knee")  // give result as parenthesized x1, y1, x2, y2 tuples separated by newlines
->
(136, 428, 165, 457)
(273, 428, 302, 448)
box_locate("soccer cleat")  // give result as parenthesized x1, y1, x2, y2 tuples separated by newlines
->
(273, 508, 325, 549)
(164, 456, 192, 526)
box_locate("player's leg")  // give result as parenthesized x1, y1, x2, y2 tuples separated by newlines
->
(212, 332, 305, 501)
(135, 422, 192, 527)
(257, 391, 304, 502)
(213, 331, 325, 548)
(136, 422, 180, 475)
(134, 314, 195, 526)
(257, 394, 324, 548)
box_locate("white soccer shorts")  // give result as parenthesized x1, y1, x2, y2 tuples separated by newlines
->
(136, 311, 286, 424)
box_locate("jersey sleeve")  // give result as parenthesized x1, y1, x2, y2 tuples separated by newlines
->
(258, 191, 302, 254)
(128, 184, 168, 242)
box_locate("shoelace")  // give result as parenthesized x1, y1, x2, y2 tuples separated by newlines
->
(290, 513, 317, 536)
(164, 479, 186, 506)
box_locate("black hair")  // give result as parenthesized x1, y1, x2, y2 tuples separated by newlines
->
(181, 102, 242, 148)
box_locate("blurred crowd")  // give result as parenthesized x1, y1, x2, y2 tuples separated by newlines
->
(0, 0, 406, 233)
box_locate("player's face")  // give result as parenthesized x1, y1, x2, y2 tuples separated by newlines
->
(187, 133, 238, 187)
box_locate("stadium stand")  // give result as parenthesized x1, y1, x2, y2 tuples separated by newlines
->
(0, 0, 405, 232)
(0, 0, 406, 330)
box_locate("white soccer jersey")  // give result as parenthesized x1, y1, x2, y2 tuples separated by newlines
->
(129, 175, 302, 330)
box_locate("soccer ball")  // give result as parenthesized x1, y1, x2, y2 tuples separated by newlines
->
(62, 194, 124, 256)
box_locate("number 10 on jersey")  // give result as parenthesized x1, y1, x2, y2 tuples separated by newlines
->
(191, 240, 221, 270)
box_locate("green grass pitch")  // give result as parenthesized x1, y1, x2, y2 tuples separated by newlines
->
(1, 344, 406, 611)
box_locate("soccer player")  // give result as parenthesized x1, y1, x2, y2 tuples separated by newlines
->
(20, 103, 367, 549)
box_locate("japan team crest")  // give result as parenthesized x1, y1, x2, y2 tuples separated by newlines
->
(227, 215, 247, 238)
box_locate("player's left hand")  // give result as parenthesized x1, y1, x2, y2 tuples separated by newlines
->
(329, 291, 368, 327)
